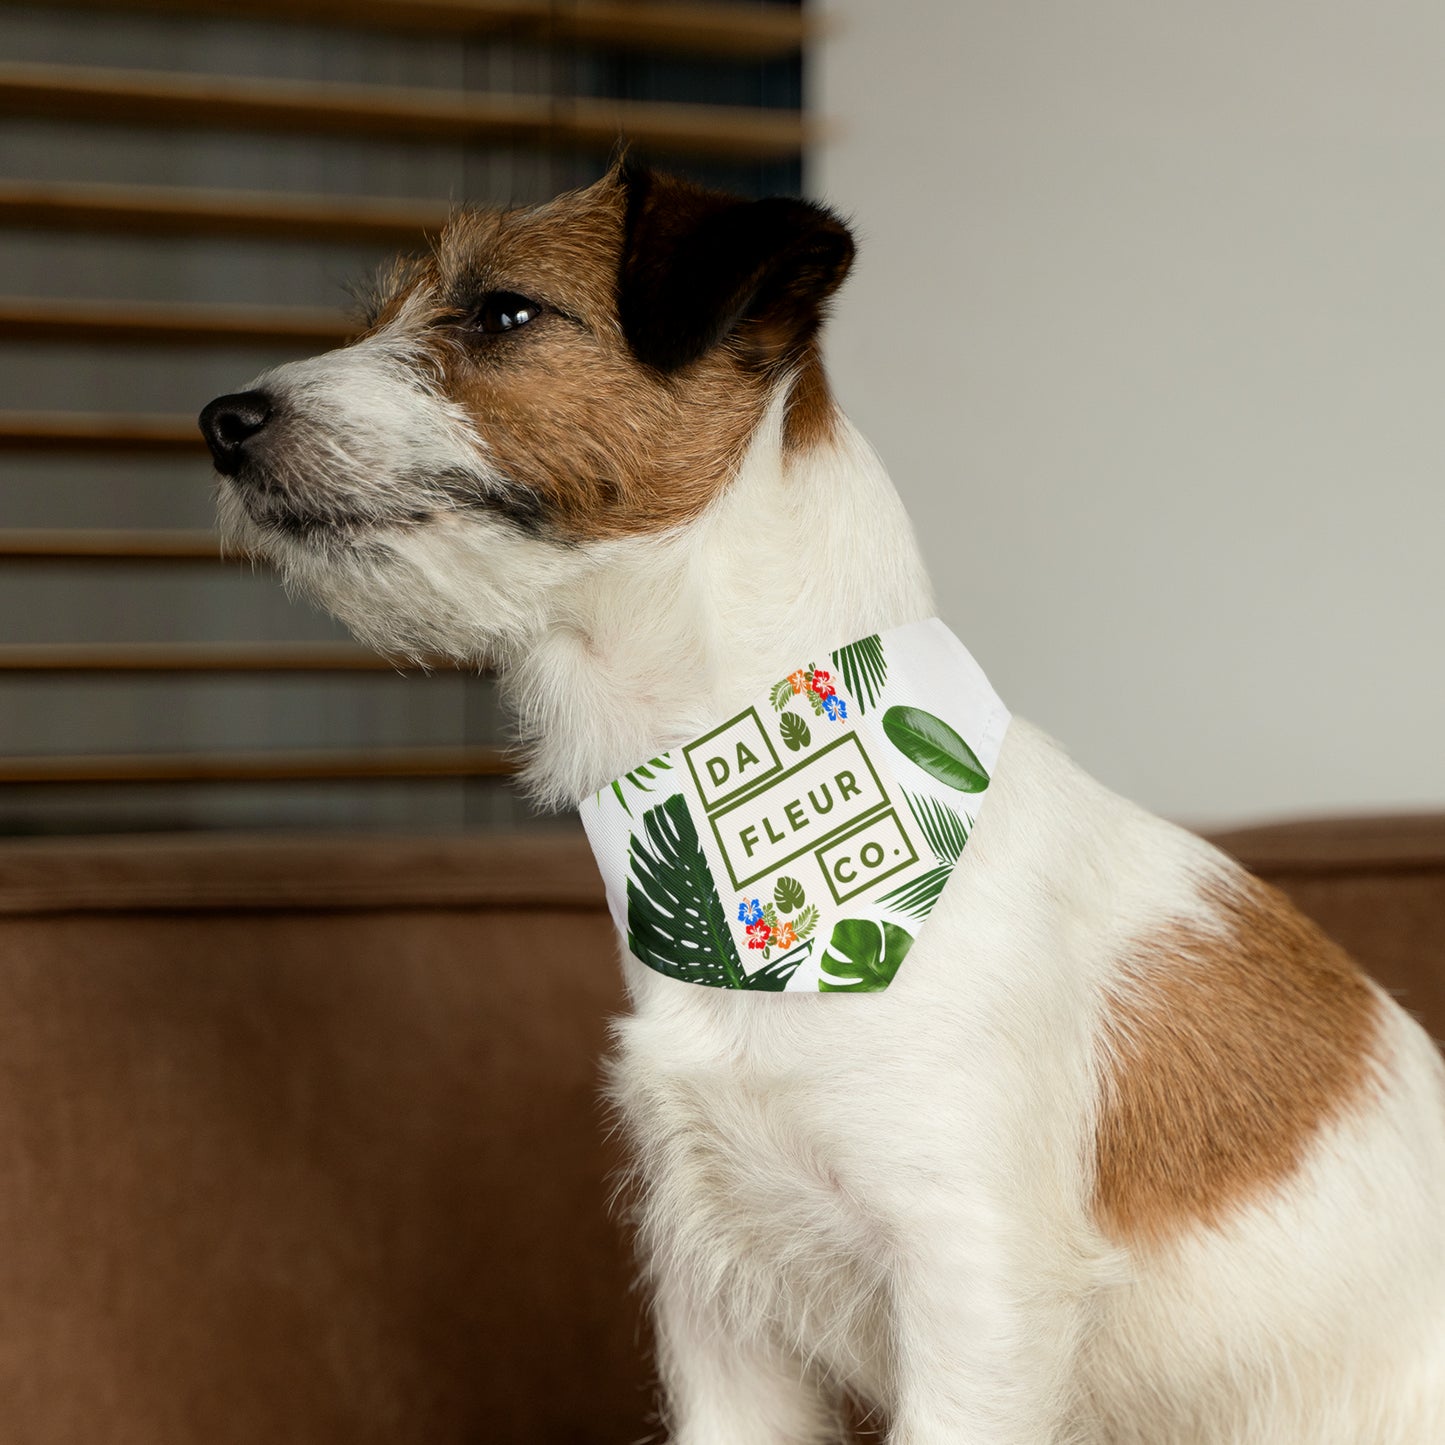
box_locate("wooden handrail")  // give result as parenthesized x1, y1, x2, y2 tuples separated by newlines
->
(0, 0, 810, 58)
(0, 744, 513, 783)
(0, 643, 434, 672)
(0, 412, 203, 452)
(0, 62, 812, 161)
(0, 179, 449, 245)
(0, 296, 353, 348)
(0, 529, 229, 561)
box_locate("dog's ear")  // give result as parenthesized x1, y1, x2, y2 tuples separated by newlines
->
(617, 162, 855, 374)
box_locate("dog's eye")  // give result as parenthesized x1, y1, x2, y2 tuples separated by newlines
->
(472, 291, 543, 334)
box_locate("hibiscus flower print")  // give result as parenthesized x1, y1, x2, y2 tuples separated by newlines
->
(822, 694, 847, 722)
(745, 919, 773, 951)
(809, 669, 835, 700)
(774, 921, 798, 950)
(738, 898, 764, 926)
(787, 668, 809, 695)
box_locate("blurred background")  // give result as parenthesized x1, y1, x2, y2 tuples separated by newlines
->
(819, 1, 1445, 827)
(2, 0, 1442, 837)
(0, 0, 802, 837)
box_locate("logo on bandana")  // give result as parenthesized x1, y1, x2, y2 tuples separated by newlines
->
(579, 620, 1010, 993)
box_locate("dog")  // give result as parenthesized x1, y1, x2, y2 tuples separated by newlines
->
(200, 161, 1445, 1444)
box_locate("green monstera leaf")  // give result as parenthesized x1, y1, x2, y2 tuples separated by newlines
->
(882, 705, 989, 792)
(627, 793, 746, 988)
(774, 876, 806, 913)
(818, 917, 915, 992)
(627, 794, 808, 991)
(779, 711, 811, 752)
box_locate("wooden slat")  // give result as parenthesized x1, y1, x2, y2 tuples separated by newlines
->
(0, 529, 228, 561)
(0, 745, 512, 783)
(0, 643, 422, 672)
(0, 296, 353, 348)
(0, 179, 449, 245)
(0, 832, 604, 916)
(0, 412, 202, 452)
(0, 0, 810, 58)
(0, 62, 810, 162)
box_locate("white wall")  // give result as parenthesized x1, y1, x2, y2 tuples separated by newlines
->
(813, 1, 1445, 826)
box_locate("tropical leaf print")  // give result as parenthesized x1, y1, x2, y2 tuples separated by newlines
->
(627, 793, 746, 989)
(831, 634, 887, 715)
(818, 918, 915, 992)
(879, 790, 972, 919)
(740, 941, 811, 991)
(779, 711, 811, 752)
(770, 664, 847, 728)
(732, 890, 811, 981)
(773, 876, 806, 913)
(607, 754, 673, 816)
(882, 705, 989, 792)
(878, 865, 953, 920)
(905, 789, 970, 864)
(792, 903, 819, 940)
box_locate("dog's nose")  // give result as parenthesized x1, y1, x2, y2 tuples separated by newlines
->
(199, 390, 273, 475)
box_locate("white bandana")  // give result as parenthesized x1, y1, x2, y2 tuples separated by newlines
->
(579, 619, 1010, 993)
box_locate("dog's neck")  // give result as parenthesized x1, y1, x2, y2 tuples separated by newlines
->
(501, 392, 936, 809)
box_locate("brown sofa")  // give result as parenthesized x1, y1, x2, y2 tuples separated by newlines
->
(0, 818, 1440, 1443)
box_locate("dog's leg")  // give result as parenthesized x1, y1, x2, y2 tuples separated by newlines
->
(882, 1213, 1095, 1445)
(654, 1275, 844, 1445)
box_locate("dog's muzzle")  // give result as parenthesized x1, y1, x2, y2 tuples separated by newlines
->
(199, 390, 273, 476)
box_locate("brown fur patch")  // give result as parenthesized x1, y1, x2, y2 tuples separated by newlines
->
(436, 184, 769, 540)
(1093, 872, 1382, 1247)
(782, 343, 840, 454)
(366, 172, 840, 542)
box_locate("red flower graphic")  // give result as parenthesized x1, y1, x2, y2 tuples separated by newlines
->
(809, 669, 835, 700)
(745, 920, 772, 951)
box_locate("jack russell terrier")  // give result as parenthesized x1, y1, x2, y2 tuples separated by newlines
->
(200, 162, 1445, 1444)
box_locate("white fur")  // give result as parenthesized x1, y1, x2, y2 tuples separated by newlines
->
(220, 350, 1445, 1444)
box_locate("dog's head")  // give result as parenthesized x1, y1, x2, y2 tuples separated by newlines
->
(200, 163, 854, 660)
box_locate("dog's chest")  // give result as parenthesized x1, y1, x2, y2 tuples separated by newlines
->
(613, 1001, 893, 1387)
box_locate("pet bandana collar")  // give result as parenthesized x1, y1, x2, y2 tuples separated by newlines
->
(579, 618, 1010, 993)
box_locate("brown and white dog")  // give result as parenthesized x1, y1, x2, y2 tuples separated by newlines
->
(200, 163, 1445, 1444)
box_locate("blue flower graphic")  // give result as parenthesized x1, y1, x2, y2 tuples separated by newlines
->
(737, 899, 764, 926)
(823, 695, 848, 722)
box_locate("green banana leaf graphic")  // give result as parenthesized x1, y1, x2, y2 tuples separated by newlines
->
(882, 705, 989, 792)
(627, 793, 807, 991)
